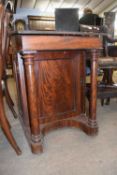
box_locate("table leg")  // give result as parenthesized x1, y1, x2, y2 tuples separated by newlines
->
(88, 49, 98, 135)
(24, 55, 43, 154)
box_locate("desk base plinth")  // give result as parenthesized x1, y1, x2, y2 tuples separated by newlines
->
(28, 114, 98, 154)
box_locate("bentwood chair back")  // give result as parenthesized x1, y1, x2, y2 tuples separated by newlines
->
(1, 2, 18, 118)
(0, 2, 21, 155)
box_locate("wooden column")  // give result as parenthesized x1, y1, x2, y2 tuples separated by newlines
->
(23, 54, 43, 154)
(88, 49, 98, 135)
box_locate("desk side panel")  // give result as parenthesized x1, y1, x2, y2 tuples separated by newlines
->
(23, 51, 85, 124)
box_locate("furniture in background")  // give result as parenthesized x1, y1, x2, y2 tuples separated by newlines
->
(15, 19, 26, 32)
(97, 12, 117, 105)
(12, 31, 101, 154)
(98, 45, 117, 105)
(79, 13, 103, 26)
(79, 12, 102, 77)
(86, 36, 117, 106)
(28, 16, 55, 31)
(79, 15, 117, 105)
(104, 12, 115, 37)
(55, 8, 79, 31)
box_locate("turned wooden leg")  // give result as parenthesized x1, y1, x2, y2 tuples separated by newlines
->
(0, 82, 21, 155)
(88, 49, 98, 135)
(24, 55, 43, 154)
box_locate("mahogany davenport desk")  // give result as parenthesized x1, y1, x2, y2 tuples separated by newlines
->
(13, 31, 101, 154)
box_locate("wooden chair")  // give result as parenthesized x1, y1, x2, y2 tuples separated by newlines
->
(80, 24, 117, 105)
(86, 36, 117, 105)
(0, 2, 21, 155)
(1, 2, 18, 118)
(98, 44, 117, 105)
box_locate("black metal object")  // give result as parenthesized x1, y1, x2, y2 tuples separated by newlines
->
(55, 8, 79, 32)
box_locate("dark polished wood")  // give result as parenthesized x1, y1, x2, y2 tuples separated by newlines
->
(13, 31, 101, 154)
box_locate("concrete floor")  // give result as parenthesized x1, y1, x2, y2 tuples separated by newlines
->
(0, 78, 117, 175)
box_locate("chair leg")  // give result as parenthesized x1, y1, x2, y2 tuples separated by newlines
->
(101, 99, 104, 106)
(4, 78, 18, 119)
(0, 83, 21, 155)
(5, 116, 11, 129)
(105, 98, 110, 105)
(100, 69, 113, 106)
(1, 117, 22, 155)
